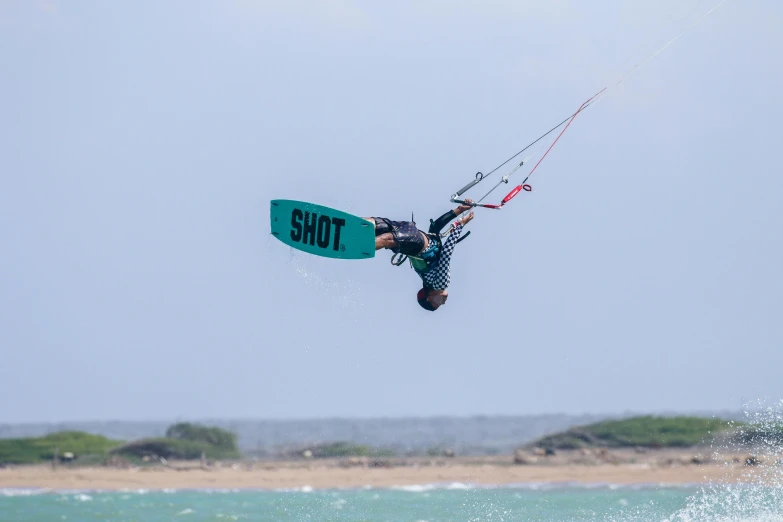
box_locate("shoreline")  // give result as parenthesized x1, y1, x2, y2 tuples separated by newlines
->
(0, 482, 713, 495)
(0, 450, 767, 491)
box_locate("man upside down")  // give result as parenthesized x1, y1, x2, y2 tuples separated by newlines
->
(365, 199, 475, 311)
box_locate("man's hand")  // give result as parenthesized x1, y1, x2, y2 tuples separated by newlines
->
(455, 199, 474, 215)
(459, 211, 475, 226)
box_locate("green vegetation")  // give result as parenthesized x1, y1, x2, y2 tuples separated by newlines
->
(165, 423, 237, 449)
(531, 416, 736, 450)
(111, 423, 241, 461)
(110, 437, 239, 460)
(0, 431, 121, 465)
(0, 423, 243, 464)
(289, 442, 396, 459)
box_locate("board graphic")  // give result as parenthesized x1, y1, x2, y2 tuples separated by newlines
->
(270, 200, 375, 260)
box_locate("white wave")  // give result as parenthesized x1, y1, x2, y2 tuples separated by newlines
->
(390, 484, 436, 493)
(615, 400, 783, 522)
(176, 508, 194, 516)
(0, 482, 696, 498)
(391, 482, 501, 492)
(0, 488, 47, 497)
(672, 403, 783, 522)
(386, 481, 683, 493)
(273, 485, 315, 493)
(444, 482, 474, 490)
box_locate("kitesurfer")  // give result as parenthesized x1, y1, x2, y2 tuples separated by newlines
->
(364, 200, 475, 311)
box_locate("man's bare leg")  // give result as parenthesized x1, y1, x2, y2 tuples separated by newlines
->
(364, 217, 398, 251)
(375, 232, 397, 250)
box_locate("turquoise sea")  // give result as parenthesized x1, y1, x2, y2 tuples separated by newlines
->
(2, 482, 782, 522)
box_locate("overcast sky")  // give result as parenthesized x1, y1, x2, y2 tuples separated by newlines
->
(1, 0, 781, 424)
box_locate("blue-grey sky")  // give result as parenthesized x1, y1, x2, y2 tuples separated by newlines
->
(1, 0, 781, 423)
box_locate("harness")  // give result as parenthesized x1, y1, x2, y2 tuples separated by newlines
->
(391, 216, 471, 268)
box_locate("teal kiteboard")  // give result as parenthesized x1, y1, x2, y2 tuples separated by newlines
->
(270, 200, 375, 259)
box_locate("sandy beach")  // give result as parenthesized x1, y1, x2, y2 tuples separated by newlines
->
(0, 450, 770, 491)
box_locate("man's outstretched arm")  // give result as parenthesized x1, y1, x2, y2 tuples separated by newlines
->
(428, 200, 474, 233)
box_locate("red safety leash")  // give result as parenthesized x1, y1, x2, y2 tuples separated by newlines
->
(499, 88, 606, 207)
(450, 88, 606, 210)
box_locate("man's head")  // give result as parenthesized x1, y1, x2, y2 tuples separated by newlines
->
(416, 287, 448, 311)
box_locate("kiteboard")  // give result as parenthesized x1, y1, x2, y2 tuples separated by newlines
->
(270, 200, 375, 259)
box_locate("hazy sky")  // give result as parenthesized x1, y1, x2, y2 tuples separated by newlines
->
(1, 1, 781, 424)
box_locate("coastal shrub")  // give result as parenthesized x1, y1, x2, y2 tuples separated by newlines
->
(111, 437, 240, 461)
(0, 431, 121, 464)
(165, 423, 238, 451)
(289, 442, 396, 459)
(109, 423, 241, 461)
(531, 416, 736, 449)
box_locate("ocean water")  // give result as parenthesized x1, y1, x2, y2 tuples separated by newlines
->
(4, 403, 782, 521)
(2, 482, 782, 522)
